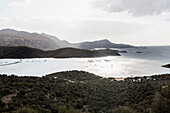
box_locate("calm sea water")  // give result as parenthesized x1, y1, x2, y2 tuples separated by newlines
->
(0, 46, 169, 78)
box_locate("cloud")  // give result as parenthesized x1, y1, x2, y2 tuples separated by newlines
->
(0, 15, 170, 45)
(69, 19, 148, 43)
(92, 0, 170, 16)
(0, 16, 68, 36)
(6, 0, 32, 5)
(166, 19, 170, 21)
(74, 19, 145, 36)
(0, 15, 146, 42)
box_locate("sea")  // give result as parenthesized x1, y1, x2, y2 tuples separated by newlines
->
(0, 46, 169, 78)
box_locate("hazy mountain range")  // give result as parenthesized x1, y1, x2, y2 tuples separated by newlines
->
(0, 28, 134, 50)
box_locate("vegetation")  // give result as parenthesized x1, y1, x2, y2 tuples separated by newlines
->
(112, 106, 136, 113)
(162, 64, 170, 68)
(14, 107, 38, 113)
(0, 71, 169, 113)
(151, 82, 170, 113)
(0, 46, 120, 58)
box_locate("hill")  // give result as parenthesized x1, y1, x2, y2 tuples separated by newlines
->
(0, 46, 120, 58)
(41, 33, 73, 48)
(0, 29, 59, 50)
(0, 28, 135, 50)
(74, 39, 134, 49)
(0, 71, 169, 113)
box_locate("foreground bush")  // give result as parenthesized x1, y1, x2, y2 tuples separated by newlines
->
(14, 107, 38, 113)
(112, 106, 136, 113)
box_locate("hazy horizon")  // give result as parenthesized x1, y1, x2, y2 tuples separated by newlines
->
(1, 27, 170, 47)
(1, 0, 170, 46)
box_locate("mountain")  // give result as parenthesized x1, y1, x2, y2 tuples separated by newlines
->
(75, 39, 134, 49)
(0, 29, 61, 50)
(41, 33, 73, 48)
(0, 46, 120, 58)
(0, 28, 134, 50)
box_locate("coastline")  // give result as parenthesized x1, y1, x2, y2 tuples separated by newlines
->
(0, 70, 169, 80)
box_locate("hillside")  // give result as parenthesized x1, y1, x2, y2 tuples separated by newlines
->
(75, 39, 134, 49)
(0, 29, 135, 50)
(0, 29, 59, 50)
(41, 33, 73, 48)
(0, 46, 120, 58)
(0, 71, 169, 113)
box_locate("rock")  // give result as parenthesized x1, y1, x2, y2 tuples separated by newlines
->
(136, 51, 142, 53)
(118, 50, 127, 53)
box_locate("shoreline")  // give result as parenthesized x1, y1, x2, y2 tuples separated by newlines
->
(114, 78, 125, 81)
(0, 70, 169, 80)
(0, 57, 169, 78)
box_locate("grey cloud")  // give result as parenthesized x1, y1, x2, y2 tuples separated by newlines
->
(66, 19, 147, 42)
(166, 19, 170, 21)
(0, 16, 147, 42)
(92, 0, 170, 16)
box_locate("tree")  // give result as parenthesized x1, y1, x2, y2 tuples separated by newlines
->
(0, 50, 3, 58)
(152, 82, 170, 113)
(112, 106, 136, 113)
(14, 107, 38, 113)
(66, 107, 81, 113)
(58, 105, 67, 113)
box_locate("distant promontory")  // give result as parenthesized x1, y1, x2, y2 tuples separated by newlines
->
(162, 64, 170, 68)
(0, 46, 121, 59)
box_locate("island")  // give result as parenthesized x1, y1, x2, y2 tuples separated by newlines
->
(162, 64, 170, 68)
(0, 46, 121, 59)
(136, 51, 142, 53)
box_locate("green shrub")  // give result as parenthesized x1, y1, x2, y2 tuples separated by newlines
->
(14, 107, 38, 113)
(112, 106, 136, 113)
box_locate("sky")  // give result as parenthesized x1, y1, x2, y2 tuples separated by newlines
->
(0, 0, 170, 46)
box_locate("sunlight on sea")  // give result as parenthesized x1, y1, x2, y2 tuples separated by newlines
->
(0, 46, 170, 78)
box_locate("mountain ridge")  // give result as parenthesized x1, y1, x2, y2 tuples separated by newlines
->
(0, 28, 134, 50)
(0, 28, 59, 50)
(75, 39, 134, 49)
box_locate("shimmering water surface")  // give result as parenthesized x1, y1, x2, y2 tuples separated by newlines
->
(0, 46, 169, 77)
